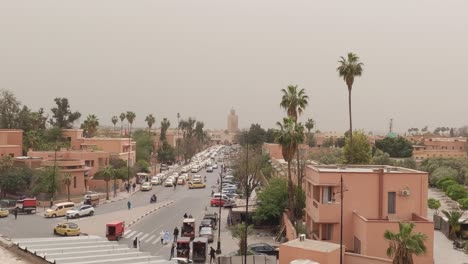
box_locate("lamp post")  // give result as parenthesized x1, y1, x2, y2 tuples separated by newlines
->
(244, 142, 249, 264)
(216, 166, 223, 254)
(339, 175, 344, 264)
(51, 144, 58, 207)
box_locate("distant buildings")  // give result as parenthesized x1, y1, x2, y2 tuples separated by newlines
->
(0, 129, 23, 157)
(227, 108, 238, 133)
(409, 136, 467, 162)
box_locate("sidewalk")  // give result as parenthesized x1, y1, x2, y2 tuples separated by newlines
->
(0, 245, 31, 264)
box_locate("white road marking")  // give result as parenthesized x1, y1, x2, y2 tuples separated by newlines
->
(144, 234, 156, 243)
(140, 233, 150, 241)
(124, 230, 136, 238)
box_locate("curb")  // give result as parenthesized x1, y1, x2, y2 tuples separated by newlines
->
(125, 200, 175, 229)
(100, 189, 141, 205)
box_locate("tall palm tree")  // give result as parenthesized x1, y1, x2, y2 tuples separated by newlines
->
(100, 166, 115, 200)
(111, 116, 118, 131)
(160, 118, 171, 141)
(145, 114, 156, 134)
(442, 210, 466, 239)
(384, 222, 427, 264)
(337, 52, 364, 163)
(195, 121, 205, 150)
(275, 117, 304, 221)
(119, 112, 126, 136)
(305, 118, 315, 145)
(177, 113, 180, 163)
(125, 111, 136, 185)
(62, 173, 72, 202)
(126, 111, 136, 134)
(81, 114, 99, 137)
(280, 85, 309, 202)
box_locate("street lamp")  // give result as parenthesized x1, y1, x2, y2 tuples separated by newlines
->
(216, 166, 223, 254)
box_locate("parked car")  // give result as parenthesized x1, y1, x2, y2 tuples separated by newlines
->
(0, 208, 9, 218)
(141, 182, 153, 191)
(66, 205, 94, 219)
(151, 176, 161, 185)
(206, 166, 213, 173)
(247, 243, 278, 257)
(223, 200, 237, 208)
(161, 164, 169, 171)
(199, 219, 214, 231)
(54, 222, 80, 236)
(210, 198, 226, 207)
(212, 164, 218, 169)
(188, 181, 206, 189)
(199, 227, 214, 242)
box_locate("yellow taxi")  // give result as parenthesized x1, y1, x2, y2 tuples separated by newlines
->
(188, 181, 206, 189)
(53, 222, 80, 236)
(0, 208, 9, 218)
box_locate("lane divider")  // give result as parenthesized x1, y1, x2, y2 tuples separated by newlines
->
(125, 200, 175, 228)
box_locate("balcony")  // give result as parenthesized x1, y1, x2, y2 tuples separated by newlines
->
(308, 199, 340, 223)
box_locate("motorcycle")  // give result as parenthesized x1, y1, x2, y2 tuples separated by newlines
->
(150, 195, 157, 203)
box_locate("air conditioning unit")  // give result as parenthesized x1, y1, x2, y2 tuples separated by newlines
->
(400, 189, 411, 196)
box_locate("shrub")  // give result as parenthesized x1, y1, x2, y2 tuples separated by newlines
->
(429, 166, 459, 186)
(436, 176, 457, 189)
(440, 180, 458, 192)
(446, 184, 467, 201)
(428, 198, 441, 214)
(458, 198, 468, 211)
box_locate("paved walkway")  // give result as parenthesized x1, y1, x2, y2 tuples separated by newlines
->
(0, 245, 32, 264)
(427, 188, 468, 264)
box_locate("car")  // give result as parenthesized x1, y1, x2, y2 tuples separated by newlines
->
(164, 179, 174, 187)
(66, 205, 94, 219)
(0, 208, 9, 218)
(54, 222, 80, 236)
(223, 200, 237, 208)
(177, 177, 186, 185)
(141, 182, 153, 191)
(247, 243, 279, 257)
(206, 166, 213, 173)
(212, 164, 218, 169)
(199, 219, 214, 230)
(223, 175, 234, 180)
(161, 164, 169, 171)
(150, 176, 161, 185)
(199, 227, 214, 242)
(188, 181, 206, 189)
(170, 257, 193, 264)
(210, 198, 226, 207)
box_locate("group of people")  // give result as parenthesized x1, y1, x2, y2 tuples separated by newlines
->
(183, 212, 193, 218)
(124, 182, 137, 193)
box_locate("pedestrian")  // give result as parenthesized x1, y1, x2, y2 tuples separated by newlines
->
(188, 214, 192, 218)
(133, 237, 138, 248)
(127, 200, 132, 210)
(170, 243, 176, 260)
(160, 230, 165, 245)
(173, 227, 179, 242)
(14, 208, 18, 220)
(211, 190, 214, 197)
(165, 231, 170, 244)
(183, 213, 188, 218)
(132, 182, 136, 192)
(210, 246, 216, 264)
(126, 183, 130, 193)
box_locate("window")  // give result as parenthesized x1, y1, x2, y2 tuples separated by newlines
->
(322, 186, 333, 203)
(73, 176, 77, 188)
(321, 224, 333, 240)
(388, 192, 396, 214)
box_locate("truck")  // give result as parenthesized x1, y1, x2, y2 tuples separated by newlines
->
(15, 198, 37, 214)
(181, 218, 196, 240)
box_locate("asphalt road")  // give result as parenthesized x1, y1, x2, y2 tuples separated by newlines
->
(118, 164, 229, 258)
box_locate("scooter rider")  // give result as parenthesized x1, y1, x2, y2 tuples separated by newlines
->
(150, 194, 157, 203)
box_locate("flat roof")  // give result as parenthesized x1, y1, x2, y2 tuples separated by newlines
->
(283, 239, 341, 252)
(311, 165, 423, 174)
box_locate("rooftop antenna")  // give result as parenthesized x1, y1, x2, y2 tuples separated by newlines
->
(389, 118, 393, 134)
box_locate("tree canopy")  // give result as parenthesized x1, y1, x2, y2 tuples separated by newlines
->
(49, 98, 81, 129)
(343, 131, 371, 164)
(375, 136, 413, 158)
(254, 177, 288, 224)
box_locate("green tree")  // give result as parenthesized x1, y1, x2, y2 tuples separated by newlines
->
(371, 149, 393, 165)
(132, 160, 150, 174)
(343, 131, 371, 164)
(62, 173, 72, 202)
(160, 118, 170, 141)
(100, 166, 115, 200)
(0, 89, 21, 129)
(322, 137, 335, 147)
(145, 114, 156, 133)
(310, 148, 344, 165)
(119, 113, 126, 135)
(442, 210, 466, 239)
(429, 166, 459, 186)
(132, 129, 154, 161)
(33, 167, 59, 201)
(230, 223, 253, 256)
(157, 141, 176, 164)
(427, 198, 441, 215)
(275, 117, 304, 221)
(111, 116, 119, 131)
(446, 184, 467, 201)
(265, 129, 277, 143)
(384, 222, 427, 264)
(305, 118, 315, 147)
(0, 167, 33, 197)
(375, 137, 413, 158)
(126, 111, 136, 135)
(237, 124, 267, 147)
(457, 198, 468, 211)
(81, 114, 99, 137)
(337, 53, 364, 163)
(49, 98, 81, 128)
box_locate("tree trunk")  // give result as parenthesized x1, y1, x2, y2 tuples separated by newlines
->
(106, 180, 109, 200)
(113, 178, 117, 198)
(67, 184, 70, 202)
(348, 86, 353, 164)
(287, 161, 295, 223)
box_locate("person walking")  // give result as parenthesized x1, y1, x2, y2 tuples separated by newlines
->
(133, 237, 138, 248)
(210, 246, 216, 264)
(127, 200, 132, 210)
(183, 213, 188, 218)
(173, 227, 179, 242)
(132, 182, 136, 192)
(188, 214, 192, 218)
(14, 208, 18, 220)
(169, 243, 176, 260)
(160, 230, 165, 245)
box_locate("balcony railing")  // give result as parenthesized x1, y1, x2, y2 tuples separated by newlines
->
(308, 199, 340, 223)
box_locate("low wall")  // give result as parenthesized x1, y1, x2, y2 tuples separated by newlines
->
(345, 253, 392, 264)
(88, 179, 124, 193)
(218, 255, 277, 264)
(283, 212, 297, 241)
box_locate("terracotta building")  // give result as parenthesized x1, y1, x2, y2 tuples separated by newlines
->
(412, 137, 467, 162)
(303, 165, 433, 264)
(0, 129, 23, 157)
(227, 108, 239, 133)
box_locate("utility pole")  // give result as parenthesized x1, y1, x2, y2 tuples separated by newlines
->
(127, 123, 132, 191)
(51, 143, 58, 207)
(340, 175, 344, 264)
(244, 138, 249, 264)
(216, 168, 223, 254)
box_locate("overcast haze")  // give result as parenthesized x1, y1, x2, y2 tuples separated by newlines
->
(1, 0, 467, 133)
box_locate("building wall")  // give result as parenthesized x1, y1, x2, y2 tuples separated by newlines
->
(344, 253, 392, 264)
(57, 170, 87, 196)
(263, 143, 283, 159)
(0, 129, 23, 157)
(0, 146, 22, 157)
(279, 243, 340, 264)
(227, 109, 239, 133)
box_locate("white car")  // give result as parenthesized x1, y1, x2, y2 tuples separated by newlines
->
(206, 166, 213, 172)
(213, 163, 218, 169)
(164, 179, 174, 187)
(66, 205, 94, 219)
(151, 177, 160, 185)
(141, 182, 153, 191)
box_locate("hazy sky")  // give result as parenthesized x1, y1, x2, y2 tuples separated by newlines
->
(1, 1, 467, 133)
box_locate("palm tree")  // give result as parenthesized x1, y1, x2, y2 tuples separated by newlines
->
(337, 52, 364, 164)
(119, 112, 126, 136)
(126, 111, 136, 134)
(160, 118, 171, 141)
(275, 117, 304, 221)
(145, 114, 156, 134)
(305, 118, 315, 145)
(280, 85, 309, 206)
(81, 114, 99, 137)
(384, 222, 427, 264)
(62, 173, 72, 202)
(111, 116, 119, 131)
(442, 210, 466, 239)
(100, 166, 115, 200)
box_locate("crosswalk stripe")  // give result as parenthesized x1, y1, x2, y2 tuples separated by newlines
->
(140, 233, 150, 241)
(135, 231, 144, 239)
(144, 234, 156, 243)
(124, 230, 136, 238)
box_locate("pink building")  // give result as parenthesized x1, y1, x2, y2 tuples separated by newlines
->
(304, 165, 433, 264)
(412, 137, 467, 162)
(0, 129, 23, 157)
